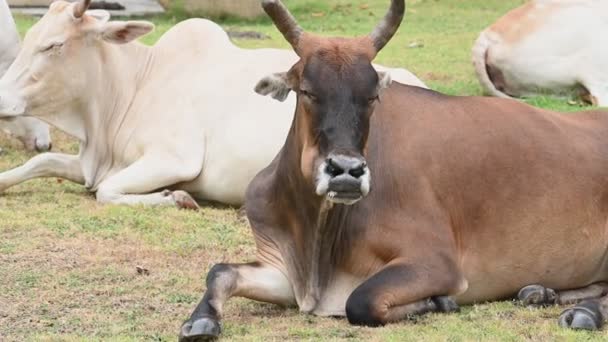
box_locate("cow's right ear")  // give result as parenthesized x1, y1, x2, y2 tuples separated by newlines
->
(254, 72, 292, 102)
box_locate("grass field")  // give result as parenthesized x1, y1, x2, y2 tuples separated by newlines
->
(2, 0, 606, 341)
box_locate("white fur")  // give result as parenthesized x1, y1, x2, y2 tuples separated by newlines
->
(473, 0, 608, 105)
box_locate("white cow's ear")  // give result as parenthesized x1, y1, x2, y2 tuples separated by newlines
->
(254, 72, 292, 102)
(100, 21, 155, 44)
(377, 71, 392, 90)
(86, 10, 111, 23)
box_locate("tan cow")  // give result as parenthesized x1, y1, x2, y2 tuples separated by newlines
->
(180, 0, 608, 340)
(0, 0, 426, 208)
(0, 0, 51, 152)
(473, 0, 608, 106)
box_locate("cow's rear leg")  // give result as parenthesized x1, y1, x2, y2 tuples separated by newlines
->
(345, 261, 463, 327)
(559, 292, 608, 331)
(518, 283, 608, 306)
(96, 156, 201, 209)
(0, 153, 84, 192)
(180, 262, 295, 341)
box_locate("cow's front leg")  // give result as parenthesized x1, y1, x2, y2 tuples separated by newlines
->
(95, 156, 201, 209)
(0, 153, 84, 192)
(180, 262, 295, 341)
(345, 260, 463, 327)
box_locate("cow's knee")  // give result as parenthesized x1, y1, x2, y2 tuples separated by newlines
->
(96, 187, 120, 204)
(345, 289, 386, 327)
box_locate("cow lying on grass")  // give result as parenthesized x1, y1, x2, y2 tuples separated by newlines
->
(473, 0, 608, 106)
(181, 0, 608, 340)
(0, 0, 425, 208)
(0, 0, 51, 152)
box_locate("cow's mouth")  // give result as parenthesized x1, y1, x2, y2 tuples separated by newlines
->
(326, 189, 363, 205)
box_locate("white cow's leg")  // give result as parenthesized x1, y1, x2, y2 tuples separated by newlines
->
(0, 153, 84, 192)
(95, 156, 201, 209)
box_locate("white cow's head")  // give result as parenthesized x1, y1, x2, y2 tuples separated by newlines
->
(0, 0, 153, 122)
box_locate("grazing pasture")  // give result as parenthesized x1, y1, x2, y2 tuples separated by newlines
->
(1, 0, 604, 340)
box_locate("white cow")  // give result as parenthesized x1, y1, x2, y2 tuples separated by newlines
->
(0, 0, 51, 152)
(0, 0, 426, 208)
(472, 0, 608, 106)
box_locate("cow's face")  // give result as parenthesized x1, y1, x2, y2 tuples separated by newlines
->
(256, 0, 403, 205)
(0, 0, 153, 119)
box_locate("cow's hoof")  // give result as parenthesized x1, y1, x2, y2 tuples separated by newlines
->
(518, 284, 557, 306)
(432, 296, 460, 313)
(179, 318, 221, 341)
(558, 302, 603, 331)
(172, 190, 200, 210)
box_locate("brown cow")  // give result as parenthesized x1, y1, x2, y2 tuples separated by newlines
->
(180, 0, 608, 339)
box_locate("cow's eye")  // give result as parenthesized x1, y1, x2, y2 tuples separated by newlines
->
(40, 43, 63, 53)
(368, 95, 380, 104)
(300, 90, 317, 101)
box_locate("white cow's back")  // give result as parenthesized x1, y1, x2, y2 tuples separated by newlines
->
(0, 0, 20, 74)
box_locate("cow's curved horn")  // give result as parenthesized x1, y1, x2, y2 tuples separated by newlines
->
(262, 0, 303, 51)
(369, 0, 406, 52)
(73, 0, 92, 18)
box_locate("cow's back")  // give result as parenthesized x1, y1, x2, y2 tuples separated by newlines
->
(0, 0, 20, 73)
(358, 84, 608, 303)
(483, 0, 608, 96)
(137, 19, 297, 204)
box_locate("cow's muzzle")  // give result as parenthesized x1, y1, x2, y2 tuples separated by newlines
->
(315, 154, 371, 205)
(0, 87, 26, 117)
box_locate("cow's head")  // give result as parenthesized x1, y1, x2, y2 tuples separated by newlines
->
(255, 0, 403, 205)
(0, 0, 153, 121)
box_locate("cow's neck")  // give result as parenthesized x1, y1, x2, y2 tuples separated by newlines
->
(76, 42, 154, 190)
(269, 110, 352, 312)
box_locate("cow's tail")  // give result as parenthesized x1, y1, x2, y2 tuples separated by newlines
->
(471, 31, 512, 99)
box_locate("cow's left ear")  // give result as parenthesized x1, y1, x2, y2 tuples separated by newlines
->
(255, 72, 292, 102)
(100, 21, 155, 44)
(377, 71, 392, 90)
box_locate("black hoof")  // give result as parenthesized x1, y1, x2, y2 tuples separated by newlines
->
(432, 296, 460, 313)
(179, 317, 222, 341)
(518, 284, 557, 306)
(558, 301, 603, 331)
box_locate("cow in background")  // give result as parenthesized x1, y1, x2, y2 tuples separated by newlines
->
(0, 0, 51, 152)
(473, 0, 608, 106)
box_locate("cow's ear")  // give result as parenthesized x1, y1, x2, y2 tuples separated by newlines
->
(100, 21, 154, 44)
(377, 71, 392, 90)
(255, 72, 292, 102)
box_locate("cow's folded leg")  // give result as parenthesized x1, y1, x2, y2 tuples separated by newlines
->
(519, 282, 608, 306)
(345, 262, 463, 327)
(95, 157, 201, 208)
(180, 262, 295, 341)
(558, 293, 608, 330)
(0, 153, 84, 192)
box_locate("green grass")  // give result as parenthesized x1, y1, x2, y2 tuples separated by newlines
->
(2, 0, 604, 341)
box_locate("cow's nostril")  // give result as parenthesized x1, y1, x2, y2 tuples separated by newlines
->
(325, 158, 344, 177)
(349, 165, 366, 178)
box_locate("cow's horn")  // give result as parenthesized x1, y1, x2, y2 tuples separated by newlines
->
(262, 0, 303, 52)
(73, 0, 92, 18)
(369, 0, 406, 52)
